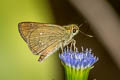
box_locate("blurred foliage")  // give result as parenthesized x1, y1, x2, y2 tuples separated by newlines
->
(0, 0, 64, 80)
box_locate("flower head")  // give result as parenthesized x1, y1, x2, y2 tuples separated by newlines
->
(59, 47, 98, 69)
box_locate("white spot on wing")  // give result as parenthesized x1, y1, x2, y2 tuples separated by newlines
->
(41, 43, 44, 45)
(40, 33, 43, 35)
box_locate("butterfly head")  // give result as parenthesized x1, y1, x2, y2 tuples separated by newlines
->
(64, 24, 79, 37)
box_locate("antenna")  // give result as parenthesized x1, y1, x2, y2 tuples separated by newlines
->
(79, 23, 93, 37)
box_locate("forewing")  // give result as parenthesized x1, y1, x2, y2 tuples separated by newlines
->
(18, 22, 61, 42)
(18, 22, 40, 42)
(28, 24, 66, 55)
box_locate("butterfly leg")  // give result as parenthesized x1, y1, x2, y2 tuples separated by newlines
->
(60, 40, 65, 53)
(66, 39, 76, 52)
(73, 40, 76, 52)
(70, 39, 76, 52)
(70, 42, 73, 52)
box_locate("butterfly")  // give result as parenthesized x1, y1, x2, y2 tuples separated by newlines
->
(18, 22, 92, 62)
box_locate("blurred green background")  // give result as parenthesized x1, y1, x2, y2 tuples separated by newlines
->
(0, 0, 64, 80)
(0, 0, 120, 80)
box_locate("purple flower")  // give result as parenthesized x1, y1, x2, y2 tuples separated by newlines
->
(59, 47, 98, 69)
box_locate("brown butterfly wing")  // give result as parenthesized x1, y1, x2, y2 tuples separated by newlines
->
(28, 24, 66, 55)
(18, 22, 40, 42)
(38, 40, 61, 62)
(18, 22, 65, 43)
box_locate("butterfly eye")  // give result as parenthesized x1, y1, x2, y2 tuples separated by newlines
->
(73, 29, 76, 33)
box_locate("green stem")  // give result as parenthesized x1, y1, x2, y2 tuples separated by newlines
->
(64, 65, 93, 80)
